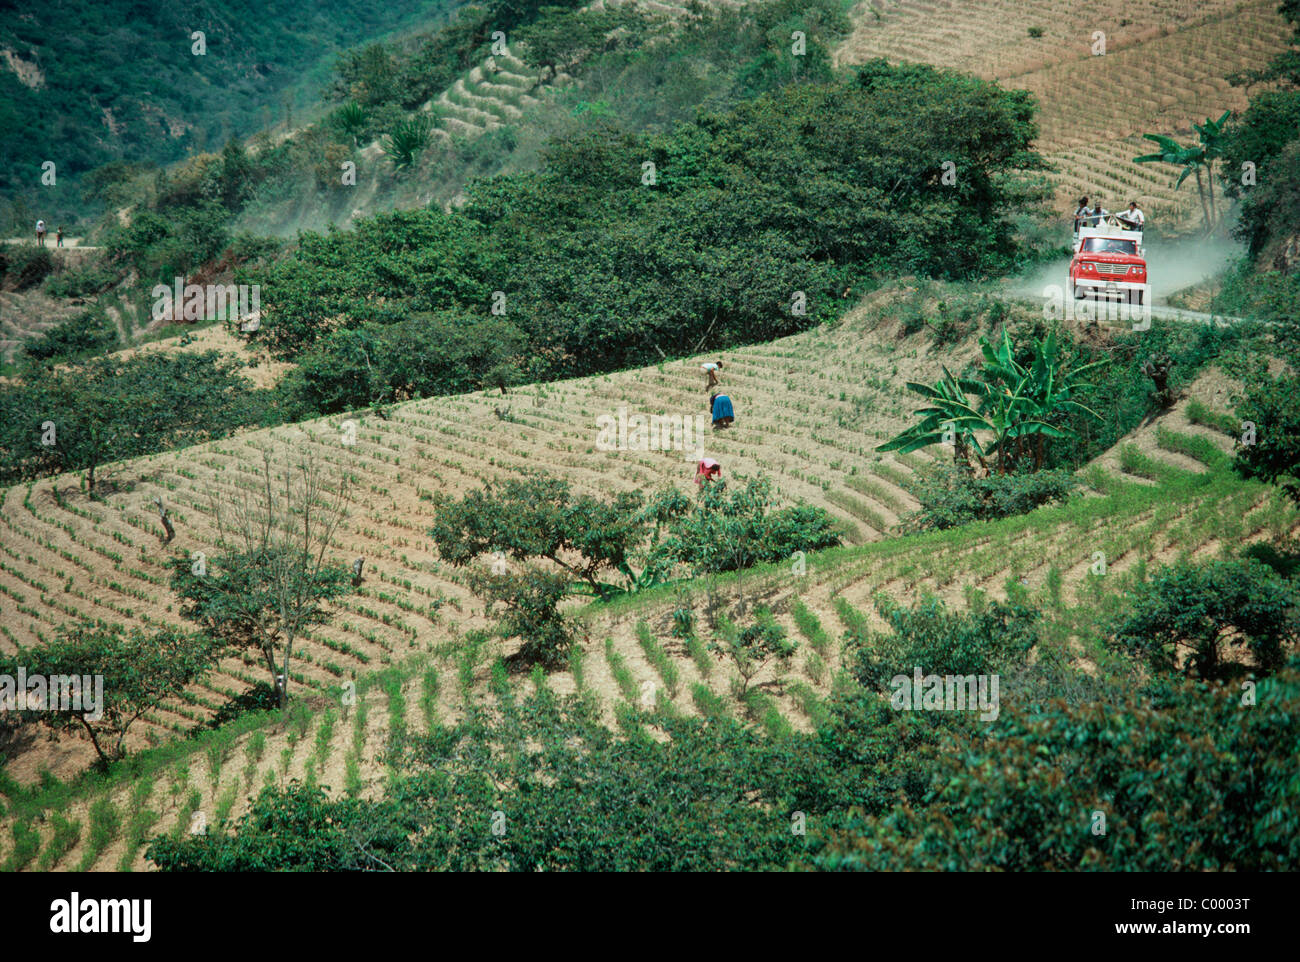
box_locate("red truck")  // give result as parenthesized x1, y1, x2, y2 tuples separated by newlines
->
(1070, 217, 1148, 306)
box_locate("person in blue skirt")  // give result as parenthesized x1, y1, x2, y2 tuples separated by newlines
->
(710, 392, 734, 429)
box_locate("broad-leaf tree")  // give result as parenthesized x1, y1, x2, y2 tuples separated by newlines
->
(180, 444, 355, 709)
(0, 622, 218, 767)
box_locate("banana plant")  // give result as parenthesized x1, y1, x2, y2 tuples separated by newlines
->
(1134, 112, 1232, 230)
(977, 328, 1109, 471)
(879, 330, 1109, 474)
(877, 365, 993, 474)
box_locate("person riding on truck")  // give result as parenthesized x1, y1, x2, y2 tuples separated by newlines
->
(1117, 201, 1145, 231)
(1073, 197, 1090, 234)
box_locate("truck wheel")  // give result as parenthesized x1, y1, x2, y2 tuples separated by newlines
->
(1073, 285, 1086, 300)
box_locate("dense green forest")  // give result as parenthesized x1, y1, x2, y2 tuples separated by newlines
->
(0, 0, 466, 230)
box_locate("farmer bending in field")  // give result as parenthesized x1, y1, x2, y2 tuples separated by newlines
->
(696, 458, 721, 486)
(710, 393, 734, 430)
(701, 359, 723, 389)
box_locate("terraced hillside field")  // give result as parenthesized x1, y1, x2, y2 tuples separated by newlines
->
(838, 0, 1293, 228)
(3, 284, 1298, 865)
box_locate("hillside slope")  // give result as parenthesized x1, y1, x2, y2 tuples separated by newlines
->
(837, 0, 1292, 228)
(2, 287, 1296, 800)
(0, 0, 467, 226)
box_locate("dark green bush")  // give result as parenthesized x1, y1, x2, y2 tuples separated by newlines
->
(904, 465, 1079, 531)
(815, 662, 1300, 871)
(20, 308, 119, 366)
(1, 245, 55, 290)
(1110, 558, 1299, 680)
(42, 258, 119, 298)
(648, 475, 842, 576)
(850, 594, 1041, 693)
(470, 565, 576, 669)
(1233, 369, 1300, 499)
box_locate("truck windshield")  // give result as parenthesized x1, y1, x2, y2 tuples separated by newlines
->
(1081, 238, 1137, 255)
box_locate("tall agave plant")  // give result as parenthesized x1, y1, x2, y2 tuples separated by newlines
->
(383, 115, 432, 171)
(334, 101, 368, 146)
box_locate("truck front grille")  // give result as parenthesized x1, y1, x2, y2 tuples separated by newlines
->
(1095, 263, 1130, 277)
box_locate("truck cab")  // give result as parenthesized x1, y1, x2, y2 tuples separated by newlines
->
(1070, 218, 1148, 306)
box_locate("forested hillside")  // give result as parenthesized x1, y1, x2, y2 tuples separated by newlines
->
(0, 0, 465, 230)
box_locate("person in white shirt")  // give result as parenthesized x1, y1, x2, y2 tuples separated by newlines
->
(700, 359, 723, 389)
(1119, 201, 1145, 230)
(35, 219, 46, 246)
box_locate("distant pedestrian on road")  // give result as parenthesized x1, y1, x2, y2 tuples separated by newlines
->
(56, 226, 64, 247)
(35, 219, 46, 247)
(701, 359, 723, 389)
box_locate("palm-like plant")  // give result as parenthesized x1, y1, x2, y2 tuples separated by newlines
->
(1134, 111, 1230, 229)
(976, 329, 1109, 471)
(879, 330, 1109, 474)
(876, 365, 994, 474)
(1192, 110, 1232, 224)
(382, 115, 432, 172)
(333, 101, 368, 146)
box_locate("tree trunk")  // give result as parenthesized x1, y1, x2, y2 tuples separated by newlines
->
(77, 715, 110, 768)
(1206, 161, 1217, 226)
(279, 635, 292, 711)
(1194, 167, 1211, 227)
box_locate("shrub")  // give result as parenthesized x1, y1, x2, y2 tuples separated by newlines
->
(1, 244, 55, 290)
(1110, 558, 1299, 680)
(903, 465, 1078, 531)
(850, 595, 1040, 693)
(815, 663, 1300, 871)
(470, 565, 576, 670)
(717, 607, 797, 696)
(648, 475, 841, 576)
(280, 313, 526, 416)
(43, 259, 119, 298)
(1233, 370, 1300, 500)
(19, 308, 119, 366)
(147, 782, 404, 871)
